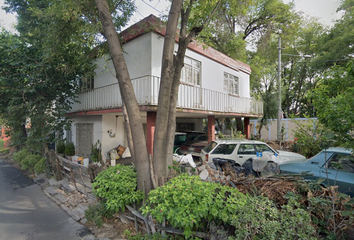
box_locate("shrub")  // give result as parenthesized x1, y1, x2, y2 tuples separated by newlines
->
(65, 142, 75, 156)
(92, 164, 144, 214)
(142, 174, 316, 239)
(91, 140, 102, 163)
(292, 118, 336, 158)
(0, 139, 4, 149)
(124, 231, 171, 240)
(0, 148, 10, 154)
(229, 197, 316, 240)
(21, 154, 42, 174)
(85, 201, 110, 227)
(141, 174, 247, 237)
(13, 149, 31, 165)
(56, 140, 66, 154)
(34, 157, 46, 174)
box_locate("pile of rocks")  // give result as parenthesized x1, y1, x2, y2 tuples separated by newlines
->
(34, 174, 96, 224)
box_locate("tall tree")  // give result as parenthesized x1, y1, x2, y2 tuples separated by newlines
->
(312, 60, 354, 149)
(0, 29, 83, 154)
(315, 0, 354, 67)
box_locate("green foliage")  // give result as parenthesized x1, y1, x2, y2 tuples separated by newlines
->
(21, 154, 42, 171)
(65, 142, 75, 156)
(141, 174, 245, 237)
(34, 157, 46, 174)
(0, 148, 10, 154)
(142, 174, 315, 238)
(56, 140, 66, 154)
(13, 149, 31, 165)
(312, 61, 354, 149)
(229, 198, 315, 240)
(0, 139, 4, 149)
(91, 140, 102, 163)
(85, 201, 111, 228)
(92, 164, 144, 214)
(292, 118, 335, 158)
(124, 231, 177, 240)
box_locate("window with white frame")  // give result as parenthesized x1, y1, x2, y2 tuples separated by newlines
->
(223, 72, 239, 95)
(79, 74, 94, 92)
(181, 56, 201, 86)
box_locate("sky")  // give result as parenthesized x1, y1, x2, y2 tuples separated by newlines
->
(0, 0, 343, 32)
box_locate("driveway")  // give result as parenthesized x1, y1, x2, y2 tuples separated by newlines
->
(0, 158, 97, 240)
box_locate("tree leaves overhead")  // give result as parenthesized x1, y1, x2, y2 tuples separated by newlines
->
(312, 61, 354, 148)
(315, 0, 354, 67)
(1, 0, 136, 151)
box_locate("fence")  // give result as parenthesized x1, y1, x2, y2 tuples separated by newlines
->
(250, 118, 318, 141)
(56, 155, 93, 194)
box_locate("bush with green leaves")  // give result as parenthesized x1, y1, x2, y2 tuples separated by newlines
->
(65, 142, 75, 156)
(292, 118, 337, 158)
(0, 148, 9, 154)
(92, 164, 144, 214)
(229, 197, 316, 240)
(56, 140, 66, 154)
(13, 149, 31, 165)
(85, 201, 111, 228)
(34, 157, 46, 174)
(141, 174, 247, 237)
(124, 231, 174, 240)
(21, 154, 42, 174)
(0, 139, 4, 149)
(142, 174, 316, 239)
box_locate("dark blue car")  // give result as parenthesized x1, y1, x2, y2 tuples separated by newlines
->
(280, 147, 354, 196)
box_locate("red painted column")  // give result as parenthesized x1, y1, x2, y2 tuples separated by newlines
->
(146, 112, 156, 156)
(244, 117, 250, 139)
(207, 116, 216, 143)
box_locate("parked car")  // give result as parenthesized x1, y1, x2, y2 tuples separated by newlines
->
(201, 140, 306, 166)
(174, 132, 187, 153)
(177, 134, 209, 156)
(280, 147, 354, 196)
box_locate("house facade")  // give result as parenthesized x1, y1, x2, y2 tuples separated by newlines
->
(66, 15, 263, 160)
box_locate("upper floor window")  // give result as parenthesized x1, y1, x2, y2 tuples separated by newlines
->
(181, 56, 201, 86)
(224, 72, 239, 95)
(79, 74, 94, 92)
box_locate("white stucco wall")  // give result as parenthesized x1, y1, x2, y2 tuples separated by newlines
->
(101, 113, 125, 161)
(150, 32, 250, 98)
(93, 31, 250, 99)
(94, 32, 153, 88)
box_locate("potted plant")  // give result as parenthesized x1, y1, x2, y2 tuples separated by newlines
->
(56, 140, 66, 157)
(65, 142, 75, 160)
(91, 140, 102, 165)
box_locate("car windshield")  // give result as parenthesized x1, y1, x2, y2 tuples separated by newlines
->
(212, 144, 237, 155)
(195, 135, 208, 141)
(203, 141, 218, 153)
(174, 134, 187, 145)
(255, 144, 275, 153)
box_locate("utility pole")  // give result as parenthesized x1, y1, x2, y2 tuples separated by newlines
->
(277, 37, 282, 142)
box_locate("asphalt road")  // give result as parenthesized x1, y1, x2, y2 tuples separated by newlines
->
(0, 158, 96, 240)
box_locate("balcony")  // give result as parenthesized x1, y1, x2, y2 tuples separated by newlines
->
(70, 75, 263, 116)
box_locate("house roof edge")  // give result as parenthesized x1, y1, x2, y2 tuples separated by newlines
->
(119, 15, 251, 75)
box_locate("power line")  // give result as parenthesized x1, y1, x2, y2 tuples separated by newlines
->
(140, 0, 163, 14)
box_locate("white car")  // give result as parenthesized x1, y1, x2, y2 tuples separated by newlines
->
(201, 140, 306, 167)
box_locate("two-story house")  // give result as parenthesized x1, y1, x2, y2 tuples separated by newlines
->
(66, 15, 263, 160)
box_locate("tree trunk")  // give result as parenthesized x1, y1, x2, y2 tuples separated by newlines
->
(95, 0, 152, 194)
(122, 101, 135, 163)
(152, 0, 183, 185)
